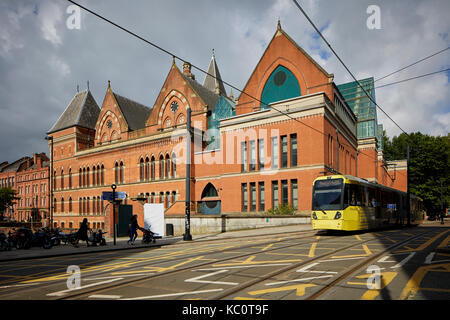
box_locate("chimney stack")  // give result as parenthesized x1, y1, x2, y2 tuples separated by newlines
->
(183, 61, 195, 80)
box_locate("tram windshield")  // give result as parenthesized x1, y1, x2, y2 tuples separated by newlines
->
(312, 178, 343, 210)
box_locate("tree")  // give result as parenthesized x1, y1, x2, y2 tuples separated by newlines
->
(0, 187, 20, 220)
(384, 132, 450, 216)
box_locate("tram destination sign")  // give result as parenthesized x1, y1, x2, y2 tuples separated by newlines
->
(315, 179, 343, 188)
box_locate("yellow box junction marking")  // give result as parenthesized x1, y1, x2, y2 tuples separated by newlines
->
(400, 262, 450, 299)
(212, 255, 301, 268)
(394, 230, 449, 253)
(347, 272, 397, 300)
(247, 284, 317, 297)
(331, 244, 373, 259)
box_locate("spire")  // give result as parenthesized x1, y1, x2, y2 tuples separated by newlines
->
(203, 49, 226, 96)
(277, 18, 281, 30)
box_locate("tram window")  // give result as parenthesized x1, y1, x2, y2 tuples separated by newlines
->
(344, 184, 363, 207)
(368, 188, 376, 207)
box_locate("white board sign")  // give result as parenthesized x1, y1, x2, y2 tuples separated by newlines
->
(143, 203, 165, 237)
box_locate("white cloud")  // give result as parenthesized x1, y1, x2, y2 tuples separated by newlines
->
(38, 1, 64, 46)
(49, 55, 71, 77)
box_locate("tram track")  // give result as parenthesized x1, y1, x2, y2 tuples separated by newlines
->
(57, 228, 423, 300)
(211, 228, 432, 300)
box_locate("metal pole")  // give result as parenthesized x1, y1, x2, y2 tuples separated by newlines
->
(406, 143, 411, 227)
(45, 136, 54, 230)
(441, 178, 444, 223)
(112, 184, 117, 245)
(183, 107, 192, 241)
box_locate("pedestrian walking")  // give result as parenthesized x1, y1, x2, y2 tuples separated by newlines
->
(74, 218, 90, 247)
(440, 211, 445, 224)
(128, 215, 139, 245)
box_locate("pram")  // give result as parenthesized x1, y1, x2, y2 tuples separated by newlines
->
(138, 226, 159, 244)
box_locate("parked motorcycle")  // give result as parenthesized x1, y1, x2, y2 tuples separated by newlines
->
(0, 232, 11, 251)
(9, 227, 33, 249)
(30, 228, 53, 249)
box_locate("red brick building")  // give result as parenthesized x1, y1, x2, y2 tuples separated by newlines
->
(47, 23, 406, 233)
(0, 153, 50, 223)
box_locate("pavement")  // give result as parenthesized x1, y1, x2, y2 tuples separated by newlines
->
(0, 224, 313, 262)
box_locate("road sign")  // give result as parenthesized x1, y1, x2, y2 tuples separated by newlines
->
(102, 191, 127, 201)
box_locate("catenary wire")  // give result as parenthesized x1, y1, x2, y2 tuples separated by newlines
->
(65, 0, 395, 173)
(291, 0, 408, 136)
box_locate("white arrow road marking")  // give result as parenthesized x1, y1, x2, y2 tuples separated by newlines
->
(425, 253, 435, 264)
(46, 278, 123, 297)
(185, 270, 238, 286)
(265, 275, 334, 286)
(297, 263, 338, 274)
(121, 288, 224, 300)
(88, 294, 122, 299)
(377, 252, 416, 268)
(84, 274, 153, 281)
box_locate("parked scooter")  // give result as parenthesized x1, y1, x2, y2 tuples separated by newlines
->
(9, 227, 33, 249)
(30, 228, 53, 249)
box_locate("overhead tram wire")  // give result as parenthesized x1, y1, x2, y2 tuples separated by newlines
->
(65, 0, 385, 170)
(374, 46, 450, 83)
(291, 0, 408, 136)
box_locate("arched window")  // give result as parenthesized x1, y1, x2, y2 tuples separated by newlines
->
(140, 158, 145, 181)
(115, 162, 119, 183)
(86, 167, 90, 186)
(165, 154, 170, 179)
(82, 168, 86, 187)
(151, 157, 155, 180)
(119, 161, 124, 183)
(79, 197, 82, 214)
(145, 157, 150, 180)
(171, 153, 176, 178)
(87, 197, 90, 214)
(69, 197, 72, 212)
(79, 168, 82, 187)
(159, 155, 164, 180)
(68, 169, 72, 188)
(92, 166, 96, 186)
(54, 170, 57, 190)
(61, 169, 64, 189)
(61, 197, 64, 213)
(96, 165, 100, 186)
(53, 197, 57, 213)
(201, 183, 219, 198)
(261, 65, 301, 108)
(100, 165, 104, 185)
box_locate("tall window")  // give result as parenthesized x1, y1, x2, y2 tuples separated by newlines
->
(61, 169, 64, 189)
(159, 155, 164, 179)
(241, 141, 247, 172)
(249, 141, 256, 171)
(242, 183, 248, 212)
(69, 197, 72, 212)
(165, 155, 170, 179)
(119, 162, 124, 183)
(258, 182, 265, 212)
(281, 136, 288, 168)
(92, 166, 96, 186)
(68, 169, 72, 188)
(61, 197, 64, 213)
(115, 162, 119, 183)
(86, 167, 90, 186)
(290, 133, 297, 167)
(250, 182, 256, 212)
(100, 165, 104, 185)
(291, 179, 298, 209)
(271, 137, 278, 169)
(172, 153, 176, 178)
(258, 139, 264, 170)
(140, 158, 145, 181)
(281, 180, 288, 206)
(151, 157, 155, 180)
(272, 181, 279, 209)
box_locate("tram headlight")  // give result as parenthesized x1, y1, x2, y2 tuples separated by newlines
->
(312, 212, 318, 220)
(334, 212, 342, 219)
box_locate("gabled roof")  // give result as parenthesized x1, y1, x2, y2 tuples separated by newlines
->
(48, 90, 100, 134)
(112, 92, 152, 131)
(1, 157, 30, 173)
(182, 73, 220, 111)
(203, 51, 227, 96)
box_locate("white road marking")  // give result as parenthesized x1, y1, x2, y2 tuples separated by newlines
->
(296, 262, 338, 274)
(319, 257, 365, 262)
(84, 274, 153, 281)
(88, 294, 122, 299)
(196, 263, 292, 271)
(46, 278, 123, 297)
(0, 283, 41, 289)
(377, 252, 416, 268)
(121, 288, 224, 300)
(265, 275, 334, 286)
(185, 270, 238, 286)
(425, 253, 435, 264)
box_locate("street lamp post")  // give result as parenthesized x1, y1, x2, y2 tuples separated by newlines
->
(183, 107, 192, 241)
(45, 136, 54, 230)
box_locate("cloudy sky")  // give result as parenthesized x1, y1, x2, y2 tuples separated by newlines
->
(1, 0, 449, 163)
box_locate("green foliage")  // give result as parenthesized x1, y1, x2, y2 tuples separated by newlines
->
(0, 187, 20, 218)
(384, 132, 450, 215)
(266, 204, 296, 215)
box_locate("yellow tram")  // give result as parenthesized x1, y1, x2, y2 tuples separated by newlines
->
(311, 175, 424, 231)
